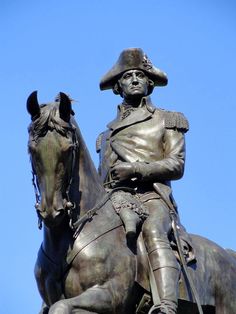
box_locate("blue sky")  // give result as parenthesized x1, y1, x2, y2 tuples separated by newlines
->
(1, 1, 236, 313)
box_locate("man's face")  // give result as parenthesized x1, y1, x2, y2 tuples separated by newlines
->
(118, 69, 149, 100)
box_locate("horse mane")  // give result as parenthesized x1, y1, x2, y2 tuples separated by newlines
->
(28, 102, 75, 143)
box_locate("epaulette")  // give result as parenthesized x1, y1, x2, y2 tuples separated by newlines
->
(96, 132, 103, 153)
(164, 111, 189, 133)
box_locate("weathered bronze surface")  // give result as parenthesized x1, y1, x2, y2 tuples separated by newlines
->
(97, 48, 196, 314)
(27, 50, 236, 314)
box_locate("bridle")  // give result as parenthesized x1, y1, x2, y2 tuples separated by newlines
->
(30, 125, 79, 230)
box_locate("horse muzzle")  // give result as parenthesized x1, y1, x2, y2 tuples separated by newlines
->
(35, 202, 67, 228)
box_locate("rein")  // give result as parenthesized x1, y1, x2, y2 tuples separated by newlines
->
(31, 168, 43, 229)
(72, 186, 136, 238)
(66, 129, 79, 229)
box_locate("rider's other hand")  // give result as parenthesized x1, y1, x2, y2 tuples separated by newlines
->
(111, 163, 135, 182)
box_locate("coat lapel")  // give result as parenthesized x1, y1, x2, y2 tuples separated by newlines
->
(107, 97, 155, 134)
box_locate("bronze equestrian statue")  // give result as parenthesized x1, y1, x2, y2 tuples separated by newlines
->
(96, 48, 195, 314)
(27, 65, 236, 313)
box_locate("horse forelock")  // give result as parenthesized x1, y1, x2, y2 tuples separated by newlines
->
(28, 102, 74, 143)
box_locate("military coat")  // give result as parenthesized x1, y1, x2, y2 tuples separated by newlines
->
(96, 97, 189, 207)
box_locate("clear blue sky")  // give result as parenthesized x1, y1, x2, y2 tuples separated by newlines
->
(1, 1, 236, 313)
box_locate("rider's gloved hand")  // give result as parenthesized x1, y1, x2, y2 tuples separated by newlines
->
(110, 163, 136, 182)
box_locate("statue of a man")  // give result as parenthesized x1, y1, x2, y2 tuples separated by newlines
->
(96, 48, 192, 314)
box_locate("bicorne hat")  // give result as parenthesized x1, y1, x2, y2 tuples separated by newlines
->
(100, 48, 168, 90)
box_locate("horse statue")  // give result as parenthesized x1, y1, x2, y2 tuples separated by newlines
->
(27, 91, 236, 314)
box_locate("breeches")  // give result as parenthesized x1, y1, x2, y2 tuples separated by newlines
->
(142, 198, 179, 271)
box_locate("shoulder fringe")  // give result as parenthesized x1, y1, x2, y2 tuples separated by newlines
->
(164, 111, 189, 133)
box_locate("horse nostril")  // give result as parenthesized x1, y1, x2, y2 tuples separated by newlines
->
(53, 209, 65, 219)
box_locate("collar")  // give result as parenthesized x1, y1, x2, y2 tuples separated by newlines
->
(117, 96, 155, 115)
(107, 97, 155, 131)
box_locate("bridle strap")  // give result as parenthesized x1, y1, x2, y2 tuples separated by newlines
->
(31, 165, 43, 229)
(30, 126, 79, 230)
(66, 130, 79, 229)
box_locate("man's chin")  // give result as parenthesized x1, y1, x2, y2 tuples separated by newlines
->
(126, 91, 146, 98)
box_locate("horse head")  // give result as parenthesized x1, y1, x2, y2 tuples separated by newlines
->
(27, 91, 78, 229)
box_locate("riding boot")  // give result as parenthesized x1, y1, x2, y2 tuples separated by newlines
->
(119, 207, 141, 237)
(149, 267, 179, 314)
(148, 248, 180, 314)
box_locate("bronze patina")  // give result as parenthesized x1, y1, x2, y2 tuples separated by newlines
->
(97, 48, 193, 313)
(27, 51, 236, 314)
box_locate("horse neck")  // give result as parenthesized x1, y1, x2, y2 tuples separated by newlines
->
(71, 123, 105, 217)
(43, 220, 72, 256)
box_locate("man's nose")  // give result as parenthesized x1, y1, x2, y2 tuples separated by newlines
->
(131, 74, 139, 84)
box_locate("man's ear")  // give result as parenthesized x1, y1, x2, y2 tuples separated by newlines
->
(147, 79, 154, 95)
(112, 81, 122, 96)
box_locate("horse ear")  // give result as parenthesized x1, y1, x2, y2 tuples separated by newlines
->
(27, 91, 40, 119)
(59, 92, 72, 122)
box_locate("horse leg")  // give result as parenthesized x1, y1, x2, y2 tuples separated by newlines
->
(48, 285, 115, 314)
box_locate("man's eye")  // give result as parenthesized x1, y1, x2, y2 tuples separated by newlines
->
(137, 73, 144, 78)
(123, 74, 131, 79)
